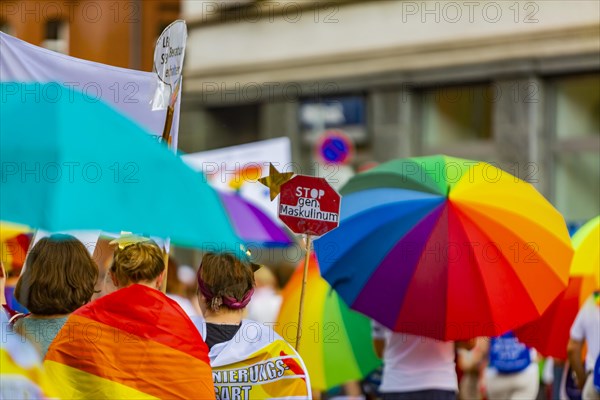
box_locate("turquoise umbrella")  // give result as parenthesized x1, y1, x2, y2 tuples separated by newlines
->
(0, 82, 241, 251)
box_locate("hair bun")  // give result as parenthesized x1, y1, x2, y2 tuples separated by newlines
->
(210, 296, 223, 312)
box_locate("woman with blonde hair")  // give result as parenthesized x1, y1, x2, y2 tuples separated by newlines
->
(44, 240, 215, 399)
(193, 252, 312, 399)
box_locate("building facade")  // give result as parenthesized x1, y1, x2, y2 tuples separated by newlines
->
(0, 0, 180, 71)
(180, 0, 600, 223)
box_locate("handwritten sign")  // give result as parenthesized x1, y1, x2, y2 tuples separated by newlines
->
(153, 20, 187, 87)
(152, 20, 187, 111)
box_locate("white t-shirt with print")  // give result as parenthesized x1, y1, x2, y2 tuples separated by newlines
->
(373, 322, 458, 393)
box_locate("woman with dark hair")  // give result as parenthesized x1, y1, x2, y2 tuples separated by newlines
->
(45, 240, 215, 399)
(7, 234, 98, 358)
(193, 252, 312, 400)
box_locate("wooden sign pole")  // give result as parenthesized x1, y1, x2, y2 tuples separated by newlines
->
(295, 234, 312, 350)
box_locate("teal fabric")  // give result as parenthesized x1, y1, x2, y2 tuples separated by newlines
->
(0, 82, 242, 252)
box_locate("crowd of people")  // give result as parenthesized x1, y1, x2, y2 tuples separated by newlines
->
(1, 234, 599, 400)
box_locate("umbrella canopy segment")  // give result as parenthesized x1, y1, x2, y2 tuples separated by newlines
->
(276, 254, 381, 391)
(0, 83, 241, 251)
(570, 216, 600, 288)
(516, 216, 599, 359)
(217, 191, 293, 248)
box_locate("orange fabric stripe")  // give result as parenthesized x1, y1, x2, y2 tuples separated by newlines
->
(74, 284, 209, 360)
(46, 314, 214, 399)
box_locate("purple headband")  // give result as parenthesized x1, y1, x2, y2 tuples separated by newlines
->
(197, 264, 254, 310)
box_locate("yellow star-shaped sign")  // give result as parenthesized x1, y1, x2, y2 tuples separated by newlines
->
(109, 232, 152, 250)
(258, 163, 294, 201)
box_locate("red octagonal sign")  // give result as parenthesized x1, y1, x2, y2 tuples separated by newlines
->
(279, 175, 341, 236)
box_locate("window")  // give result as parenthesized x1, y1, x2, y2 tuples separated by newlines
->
(550, 74, 600, 222)
(203, 104, 260, 150)
(555, 75, 600, 139)
(43, 19, 69, 54)
(417, 83, 495, 161)
(421, 84, 493, 148)
(299, 95, 368, 146)
(553, 153, 599, 221)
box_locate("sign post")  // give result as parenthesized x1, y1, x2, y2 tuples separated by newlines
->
(152, 20, 187, 147)
(278, 175, 341, 349)
(152, 20, 187, 292)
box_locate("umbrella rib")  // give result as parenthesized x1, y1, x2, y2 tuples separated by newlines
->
(515, 288, 565, 357)
(454, 207, 547, 330)
(323, 291, 361, 388)
(445, 206, 496, 339)
(454, 200, 571, 290)
(389, 203, 448, 335)
(319, 198, 444, 287)
(453, 196, 571, 255)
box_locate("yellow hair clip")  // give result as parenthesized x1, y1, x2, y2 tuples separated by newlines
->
(109, 232, 152, 250)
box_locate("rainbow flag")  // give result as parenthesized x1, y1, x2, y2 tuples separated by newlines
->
(44, 284, 215, 399)
(193, 319, 311, 399)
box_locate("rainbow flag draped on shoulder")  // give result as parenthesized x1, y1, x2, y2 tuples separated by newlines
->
(193, 318, 311, 399)
(44, 284, 215, 399)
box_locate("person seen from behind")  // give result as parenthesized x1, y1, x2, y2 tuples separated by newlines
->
(44, 240, 215, 399)
(482, 331, 539, 400)
(372, 321, 475, 400)
(567, 291, 600, 400)
(192, 252, 312, 399)
(2, 234, 98, 358)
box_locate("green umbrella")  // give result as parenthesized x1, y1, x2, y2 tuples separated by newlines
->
(276, 253, 382, 391)
(0, 82, 241, 251)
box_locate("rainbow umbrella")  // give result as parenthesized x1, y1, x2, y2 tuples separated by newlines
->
(218, 191, 293, 247)
(1, 312, 58, 399)
(516, 216, 599, 359)
(0, 222, 32, 272)
(0, 222, 32, 239)
(0, 222, 32, 314)
(314, 155, 573, 341)
(276, 254, 381, 391)
(570, 216, 600, 288)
